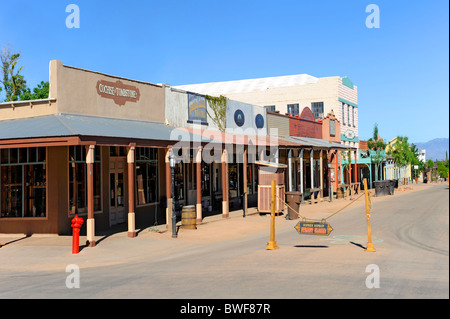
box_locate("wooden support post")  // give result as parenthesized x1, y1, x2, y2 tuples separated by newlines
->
(222, 149, 229, 218)
(127, 145, 136, 238)
(196, 147, 202, 223)
(165, 147, 172, 229)
(319, 149, 323, 200)
(299, 149, 304, 202)
(243, 147, 248, 217)
(86, 145, 96, 247)
(266, 180, 279, 250)
(364, 178, 376, 252)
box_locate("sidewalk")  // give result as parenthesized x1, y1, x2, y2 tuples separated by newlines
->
(0, 182, 437, 272)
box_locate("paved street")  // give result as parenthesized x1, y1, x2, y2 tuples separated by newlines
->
(0, 183, 448, 300)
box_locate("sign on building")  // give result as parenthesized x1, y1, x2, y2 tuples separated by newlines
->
(188, 93, 208, 124)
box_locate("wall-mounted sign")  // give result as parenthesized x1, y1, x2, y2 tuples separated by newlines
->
(188, 93, 208, 124)
(255, 114, 265, 129)
(234, 109, 245, 127)
(344, 129, 356, 140)
(96, 80, 140, 106)
(294, 221, 333, 236)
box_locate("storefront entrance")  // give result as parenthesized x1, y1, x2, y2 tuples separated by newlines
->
(109, 157, 127, 226)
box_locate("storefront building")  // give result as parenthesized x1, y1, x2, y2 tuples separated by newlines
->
(175, 74, 361, 190)
(0, 60, 299, 237)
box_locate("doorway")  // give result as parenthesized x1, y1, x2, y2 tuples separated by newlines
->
(109, 157, 127, 226)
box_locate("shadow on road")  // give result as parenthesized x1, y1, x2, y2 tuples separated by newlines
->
(350, 241, 366, 250)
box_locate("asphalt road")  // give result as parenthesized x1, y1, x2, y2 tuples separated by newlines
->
(0, 184, 448, 301)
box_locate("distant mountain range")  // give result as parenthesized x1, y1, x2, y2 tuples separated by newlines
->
(414, 138, 449, 161)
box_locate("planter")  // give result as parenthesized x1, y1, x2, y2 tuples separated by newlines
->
(388, 180, 395, 195)
(373, 180, 390, 197)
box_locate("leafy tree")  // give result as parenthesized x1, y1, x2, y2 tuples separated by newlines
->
(367, 123, 386, 181)
(20, 81, 49, 100)
(409, 143, 422, 179)
(436, 160, 448, 179)
(1, 46, 27, 101)
(388, 136, 415, 167)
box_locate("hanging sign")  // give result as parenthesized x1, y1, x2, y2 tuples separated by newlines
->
(188, 93, 208, 124)
(96, 80, 140, 106)
(295, 220, 333, 236)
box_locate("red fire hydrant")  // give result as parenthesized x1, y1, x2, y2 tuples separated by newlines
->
(71, 215, 84, 254)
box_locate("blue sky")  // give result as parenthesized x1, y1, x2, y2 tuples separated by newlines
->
(0, 0, 448, 143)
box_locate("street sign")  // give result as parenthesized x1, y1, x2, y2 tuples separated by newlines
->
(295, 221, 333, 236)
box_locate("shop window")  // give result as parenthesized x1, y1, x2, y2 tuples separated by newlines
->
(229, 163, 238, 198)
(247, 164, 253, 195)
(174, 163, 184, 201)
(0, 147, 47, 218)
(69, 146, 102, 216)
(136, 148, 159, 205)
(201, 163, 211, 197)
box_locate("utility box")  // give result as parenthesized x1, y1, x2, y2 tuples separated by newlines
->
(256, 161, 287, 214)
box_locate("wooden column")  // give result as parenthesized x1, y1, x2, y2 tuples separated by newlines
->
(319, 150, 324, 200)
(196, 146, 202, 223)
(165, 147, 172, 230)
(349, 151, 352, 196)
(310, 149, 314, 189)
(354, 150, 358, 186)
(310, 149, 314, 204)
(243, 147, 248, 217)
(86, 145, 96, 247)
(335, 150, 339, 190)
(288, 149, 293, 192)
(222, 148, 229, 218)
(299, 149, 304, 202)
(127, 145, 136, 238)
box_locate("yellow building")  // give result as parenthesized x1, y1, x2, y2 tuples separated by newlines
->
(385, 138, 412, 183)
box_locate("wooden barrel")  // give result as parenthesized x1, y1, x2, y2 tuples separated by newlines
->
(181, 205, 197, 230)
(336, 186, 344, 199)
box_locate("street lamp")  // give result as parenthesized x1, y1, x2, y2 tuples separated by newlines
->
(169, 149, 177, 238)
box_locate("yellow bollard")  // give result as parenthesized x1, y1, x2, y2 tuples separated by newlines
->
(363, 178, 376, 252)
(266, 180, 279, 250)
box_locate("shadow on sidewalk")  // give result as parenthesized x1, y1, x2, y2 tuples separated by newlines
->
(0, 234, 31, 248)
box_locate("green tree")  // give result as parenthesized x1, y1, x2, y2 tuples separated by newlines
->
(19, 81, 49, 100)
(426, 159, 435, 181)
(409, 143, 422, 179)
(367, 123, 386, 181)
(388, 136, 415, 167)
(436, 160, 448, 179)
(1, 46, 27, 101)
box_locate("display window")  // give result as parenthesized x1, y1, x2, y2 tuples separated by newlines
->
(0, 147, 47, 218)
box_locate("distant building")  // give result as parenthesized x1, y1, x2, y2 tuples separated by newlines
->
(419, 149, 426, 163)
